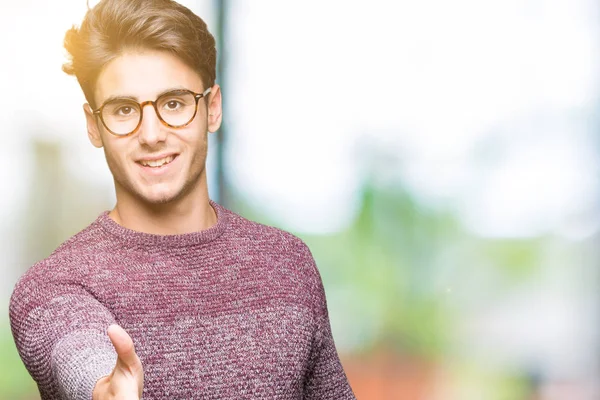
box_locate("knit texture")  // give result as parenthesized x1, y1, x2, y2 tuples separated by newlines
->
(9, 201, 356, 400)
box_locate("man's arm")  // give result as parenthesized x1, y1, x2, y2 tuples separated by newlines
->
(303, 291, 357, 400)
(9, 267, 142, 399)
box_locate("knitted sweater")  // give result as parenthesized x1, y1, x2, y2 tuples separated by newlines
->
(9, 201, 356, 400)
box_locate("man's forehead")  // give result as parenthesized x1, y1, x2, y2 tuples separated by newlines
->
(94, 50, 203, 103)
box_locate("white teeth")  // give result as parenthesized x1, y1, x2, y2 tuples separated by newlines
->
(140, 155, 174, 167)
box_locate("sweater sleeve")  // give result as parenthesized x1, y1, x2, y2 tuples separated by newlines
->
(302, 251, 356, 399)
(9, 264, 117, 400)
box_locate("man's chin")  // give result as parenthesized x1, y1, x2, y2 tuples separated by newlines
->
(142, 193, 179, 206)
(134, 187, 181, 207)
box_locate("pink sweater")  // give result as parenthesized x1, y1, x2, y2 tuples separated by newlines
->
(9, 201, 355, 399)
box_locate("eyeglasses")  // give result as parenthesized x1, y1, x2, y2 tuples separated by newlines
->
(92, 87, 212, 136)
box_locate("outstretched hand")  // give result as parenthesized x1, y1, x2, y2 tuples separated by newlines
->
(93, 325, 144, 400)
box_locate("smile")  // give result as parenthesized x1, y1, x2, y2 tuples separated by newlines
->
(138, 155, 176, 168)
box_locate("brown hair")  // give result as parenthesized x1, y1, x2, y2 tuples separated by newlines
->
(63, 0, 217, 109)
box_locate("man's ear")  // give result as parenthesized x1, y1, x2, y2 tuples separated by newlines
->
(207, 84, 222, 134)
(83, 103, 104, 148)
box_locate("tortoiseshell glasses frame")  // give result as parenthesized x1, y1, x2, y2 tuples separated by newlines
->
(92, 87, 212, 137)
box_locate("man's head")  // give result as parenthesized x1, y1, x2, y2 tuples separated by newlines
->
(63, 0, 222, 207)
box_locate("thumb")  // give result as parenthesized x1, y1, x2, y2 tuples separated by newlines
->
(107, 324, 141, 373)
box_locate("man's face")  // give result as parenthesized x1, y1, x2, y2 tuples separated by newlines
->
(84, 50, 221, 207)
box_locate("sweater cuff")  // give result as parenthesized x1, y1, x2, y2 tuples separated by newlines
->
(51, 330, 117, 400)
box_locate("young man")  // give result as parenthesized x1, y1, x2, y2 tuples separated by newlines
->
(9, 0, 356, 399)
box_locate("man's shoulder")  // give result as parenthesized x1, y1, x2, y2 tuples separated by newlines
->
(52, 214, 110, 259)
(222, 207, 324, 294)
(22, 213, 109, 280)
(10, 213, 111, 313)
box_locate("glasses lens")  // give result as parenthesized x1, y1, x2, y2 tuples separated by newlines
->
(156, 91, 197, 127)
(101, 100, 141, 135)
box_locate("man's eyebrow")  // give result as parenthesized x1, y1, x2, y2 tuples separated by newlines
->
(100, 94, 138, 105)
(100, 87, 191, 106)
(156, 87, 190, 97)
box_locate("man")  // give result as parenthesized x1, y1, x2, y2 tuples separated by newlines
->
(9, 0, 356, 399)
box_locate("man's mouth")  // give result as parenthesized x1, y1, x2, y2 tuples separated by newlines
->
(138, 155, 177, 168)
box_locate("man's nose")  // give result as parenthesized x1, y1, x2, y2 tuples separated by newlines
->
(137, 102, 167, 146)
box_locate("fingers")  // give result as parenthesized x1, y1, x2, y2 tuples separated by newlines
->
(107, 324, 140, 372)
(99, 325, 144, 399)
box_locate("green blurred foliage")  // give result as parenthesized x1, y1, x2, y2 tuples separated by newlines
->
(300, 184, 456, 357)
(442, 359, 536, 400)
(299, 182, 544, 360)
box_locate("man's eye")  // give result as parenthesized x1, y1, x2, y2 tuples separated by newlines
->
(117, 106, 134, 115)
(166, 100, 182, 110)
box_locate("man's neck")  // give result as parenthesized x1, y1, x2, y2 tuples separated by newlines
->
(109, 183, 217, 236)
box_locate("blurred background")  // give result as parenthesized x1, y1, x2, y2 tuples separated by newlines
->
(1, 0, 599, 398)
